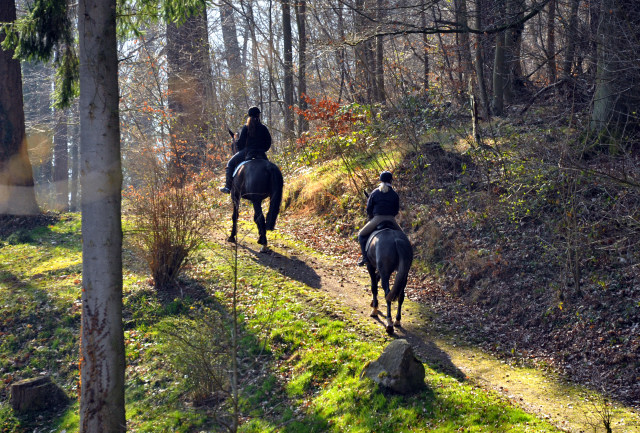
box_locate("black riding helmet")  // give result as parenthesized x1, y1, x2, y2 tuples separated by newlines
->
(248, 106, 261, 117)
(379, 171, 393, 183)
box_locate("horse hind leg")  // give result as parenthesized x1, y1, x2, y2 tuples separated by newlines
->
(228, 199, 239, 243)
(394, 288, 405, 328)
(380, 273, 395, 334)
(385, 300, 395, 335)
(368, 265, 380, 317)
(252, 201, 267, 247)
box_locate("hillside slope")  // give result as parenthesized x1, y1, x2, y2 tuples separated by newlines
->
(281, 107, 640, 410)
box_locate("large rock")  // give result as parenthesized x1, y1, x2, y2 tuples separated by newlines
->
(10, 376, 68, 413)
(360, 339, 426, 394)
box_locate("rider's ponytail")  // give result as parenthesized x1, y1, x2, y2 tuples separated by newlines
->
(247, 106, 262, 137)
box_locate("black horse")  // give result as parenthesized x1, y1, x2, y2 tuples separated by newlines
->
(365, 226, 413, 335)
(228, 158, 283, 252)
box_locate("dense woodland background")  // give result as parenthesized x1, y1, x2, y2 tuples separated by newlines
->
(1, 0, 639, 430)
(8, 0, 640, 208)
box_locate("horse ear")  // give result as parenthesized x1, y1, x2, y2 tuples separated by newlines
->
(227, 128, 235, 139)
(364, 190, 370, 198)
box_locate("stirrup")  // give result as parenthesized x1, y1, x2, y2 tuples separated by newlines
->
(219, 186, 230, 194)
(357, 257, 368, 266)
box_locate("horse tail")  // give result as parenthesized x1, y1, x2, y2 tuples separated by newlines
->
(266, 165, 283, 230)
(386, 237, 413, 303)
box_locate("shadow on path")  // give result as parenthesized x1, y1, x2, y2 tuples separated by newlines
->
(371, 310, 467, 381)
(240, 244, 322, 289)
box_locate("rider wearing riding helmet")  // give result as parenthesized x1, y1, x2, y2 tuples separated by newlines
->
(220, 105, 272, 193)
(357, 171, 402, 266)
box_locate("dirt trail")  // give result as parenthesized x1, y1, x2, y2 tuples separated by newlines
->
(223, 215, 640, 433)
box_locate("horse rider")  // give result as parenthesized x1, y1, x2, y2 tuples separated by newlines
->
(220, 105, 272, 194)
(357, 171, 403, 266)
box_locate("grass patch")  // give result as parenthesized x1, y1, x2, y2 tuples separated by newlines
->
(0, 212, 561, 432)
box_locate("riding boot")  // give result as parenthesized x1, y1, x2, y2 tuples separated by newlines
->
(357, 235, 369, 266)
(219, 165, 233, 193)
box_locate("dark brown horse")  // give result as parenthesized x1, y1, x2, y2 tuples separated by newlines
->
(227, 158, 283, 252)
(365, 226, 413, 334)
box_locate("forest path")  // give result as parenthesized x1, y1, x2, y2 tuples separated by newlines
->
(216, 212, 640, 433)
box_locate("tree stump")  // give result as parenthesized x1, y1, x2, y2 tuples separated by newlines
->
(10, 376, 68, 413)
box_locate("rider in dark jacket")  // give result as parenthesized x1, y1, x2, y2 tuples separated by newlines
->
(357, 171, 402, 266)
(220, 106, 272, 193)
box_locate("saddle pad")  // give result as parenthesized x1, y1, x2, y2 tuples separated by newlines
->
(232, 160, 250, 177)
(365, 228, 392, 252)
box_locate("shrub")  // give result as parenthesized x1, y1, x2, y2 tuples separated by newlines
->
(158, 306, 231, 405)
(126, 179, 206, 291)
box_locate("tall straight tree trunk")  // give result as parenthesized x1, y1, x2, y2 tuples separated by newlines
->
(166, 7, 214, 184)
(546, 0, 557, 83)
(295, 0, 308, 134)
(473, 0, 490, 118)
(78, 0, 125, 430)
(245, 0, 263, 103)
(589, 0, 637, 135)
(366, 39, 377, 103)
(0, 0, 39, 215)
(333, 1, 353, 101)
(492, 30, 506, 116)
(421, 0, 430, 92)
(282, 0, 295, 136)
(455, 0, 474, 97)
(220, 2, 245, 107)
(375, 0, 386, 103)
(354, 0, 369, 102)
(504, 0, 525, 102)
(561, 0, 580, 80)
(70, 113, 79, 212)
(53, 109, 69, 211)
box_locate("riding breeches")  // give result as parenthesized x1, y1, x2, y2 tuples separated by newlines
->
(358, 215, 402, 238)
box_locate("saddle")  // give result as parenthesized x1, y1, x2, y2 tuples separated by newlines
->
(232, 155, 269, 177)
(365, 221, 398, 252)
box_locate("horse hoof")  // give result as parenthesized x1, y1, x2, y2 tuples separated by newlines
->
(386, 325, 394, 335)
(394, 321, 402, 328)
(258, 237, 267, 245)
(370, 309, 379, 317)
(227, 236, 236, 243)
(259, 245, 270, 253)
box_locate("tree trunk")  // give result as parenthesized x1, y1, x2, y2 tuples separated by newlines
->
(504, 0, 525, 103)
(546, 0, 557, 84)
(421, 0, 430, 92)
(354, 0, 369, 103)
(70, 107, 79, 212)
(333, 1, 354, 101)
(473, 0, 490, 118)
(282, 0, 295, 136)
(456, 0, 474, 101)
(590, 0, 621, 134)
(589, 0, 640, 139)
(561, 0, 580, 81)
(220, 2, 245, 106)
(53, 109, 68, 211)
(244, 0, 263, 104)
(0, 0, 40, 215)
(375, 0, 386, 104)
(166, 7, 214, 184)
(295, 0, 309, 134)
(78, 0, 125, 430)
(492, 30, 506, 116)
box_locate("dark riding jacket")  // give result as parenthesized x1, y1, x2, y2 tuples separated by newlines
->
(227, 123, 272, 171)
(236, 124, 271, 157)
(366, 186, 399, 219)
